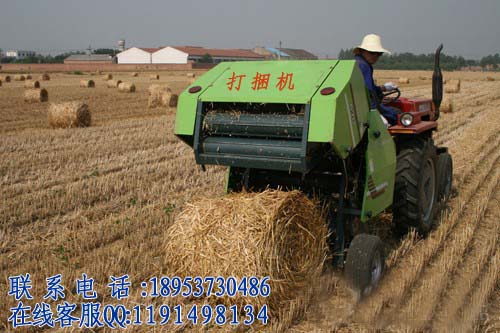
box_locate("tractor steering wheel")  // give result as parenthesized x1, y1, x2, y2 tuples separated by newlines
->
(382, 88, 401, 104)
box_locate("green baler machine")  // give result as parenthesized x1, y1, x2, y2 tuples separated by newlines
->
(175, 60, 395, 219)
(174, 54, 452, 296)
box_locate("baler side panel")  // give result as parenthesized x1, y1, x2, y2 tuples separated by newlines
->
(361, 111, 396, 222)
(310, 61, 368, 159)
(174, 64, 229, 137)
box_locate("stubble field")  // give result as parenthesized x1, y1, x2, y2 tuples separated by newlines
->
(0, 69, 498, 332)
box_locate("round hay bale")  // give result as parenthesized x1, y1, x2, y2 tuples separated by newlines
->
(161, 91, 178, 108)
(186, 72, 196, 78)
(48, 102, 91, 128)
(24, 80, 40, 89)
(14, 75, 26, 81)
(80, 79, 95, 88)
(107, 79, 122, 88)
(440, 97, 454, 113)
(0, 75, 11, 82)
(150, 74, 160, 80)
(486, 76, 495, 81)
(148, 84, 173, 108)
(131, 72, 139, 77)
(118, 82, 135, 93)
(102, 73, 113, 81)
(398, 77, 410, 84)
(148, 84, 163, 95)
(40, 73, 50, 81)
(26, 74, 32, 80)
(24, 89, 48, 103)
(163, 190, 328, 315)
(444, 80, 460, 93)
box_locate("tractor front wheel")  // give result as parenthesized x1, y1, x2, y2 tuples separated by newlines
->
(345, 234, 385, 297)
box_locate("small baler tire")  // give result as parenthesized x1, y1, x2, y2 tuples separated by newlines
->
(345, 233, 385, 297)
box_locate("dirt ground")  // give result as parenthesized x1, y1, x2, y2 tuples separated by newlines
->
(0, 69, 498, 332)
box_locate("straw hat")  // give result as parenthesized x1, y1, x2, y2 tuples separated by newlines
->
(354, 34, 391, 55)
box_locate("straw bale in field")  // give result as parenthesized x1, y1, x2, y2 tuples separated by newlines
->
(118, 82, 135, 92)
(445, 80, 460, 93)
(26, 74, 32, 80)
(24, 80, 40, 89)
(161, 91, 178, 108)
(163, 190, 328, 314)
(48, 102, 91, 128)
(102, 73, 113, 81)
(486, 76, 495, 81)
(398, 77, 410, 84)
(80, 79, 95, 88)
(148, 84, 162, 95)
(14, 75, 26, 81)
(106, 79, 122, 88)
(131, 72, 138, 77)
(150, 74, 160, 80)
(440, 97, 454, 113)
(148, 85, 177, 108)
(40, 73, 50, 81)
(0, 75, 11, 82)
(186, 72, 196, 78)
(24, 89, 48, 103)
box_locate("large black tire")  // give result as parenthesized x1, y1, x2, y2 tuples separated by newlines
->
(345, 234, 385, 297)
(437, 152, 453, 201)
(393, 138, 438, 235)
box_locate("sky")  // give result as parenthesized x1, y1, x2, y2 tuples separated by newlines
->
(0, 0, 498, 59)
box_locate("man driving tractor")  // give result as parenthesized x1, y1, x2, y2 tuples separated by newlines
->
(354, 34, 399, 126)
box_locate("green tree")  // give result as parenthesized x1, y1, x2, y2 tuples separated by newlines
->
(93, 48, 118, 55)
(199, 53, 214, 63)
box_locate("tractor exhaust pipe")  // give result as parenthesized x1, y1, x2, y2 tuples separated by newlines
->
(432, 44, 444, 120)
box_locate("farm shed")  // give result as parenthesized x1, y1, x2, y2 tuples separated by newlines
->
(116, 47, 159, 64)
(172, 46, 264, 63)
(152, 47, 189, 64)
(64, 54, 114, 64)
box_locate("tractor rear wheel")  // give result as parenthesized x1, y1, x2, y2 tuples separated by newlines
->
(345, 234, 385, 297)
(437, 152, 453, 201)
(393, 138, 438, 235)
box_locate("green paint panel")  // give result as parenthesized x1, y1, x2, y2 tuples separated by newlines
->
(174, 64, 229, 135)
(361, 111, 396, 222)
(309, 61, 369, 158)
(198, 60, 338, 104)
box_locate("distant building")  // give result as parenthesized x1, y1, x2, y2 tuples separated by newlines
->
(252, 47, 290, 60)
(116, 47, 159, 64)
(252, 47, 318, 60)
(278, 48, 318, 60)
(64, 54, 114, 64)
(172, 46, 264, 63)
(116, 46, 264, 64)
(5, 50, 36, 59)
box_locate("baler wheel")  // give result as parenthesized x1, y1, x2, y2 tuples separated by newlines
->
(437, 152, 453, 201)
(345, 234, 385, 297)
(393, 138, 438, 235)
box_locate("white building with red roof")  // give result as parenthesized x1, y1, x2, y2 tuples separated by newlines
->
(117, 46, 264, 64)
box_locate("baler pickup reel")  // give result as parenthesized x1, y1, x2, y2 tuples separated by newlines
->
(193, 103, 311, 173)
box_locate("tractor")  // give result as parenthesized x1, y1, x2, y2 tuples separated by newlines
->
(174, 45, 453, 296)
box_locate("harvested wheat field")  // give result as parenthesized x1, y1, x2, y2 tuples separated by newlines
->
(0, 69, 499, 332)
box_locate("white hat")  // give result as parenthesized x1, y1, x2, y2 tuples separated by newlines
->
(354, 34, 391, 55)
